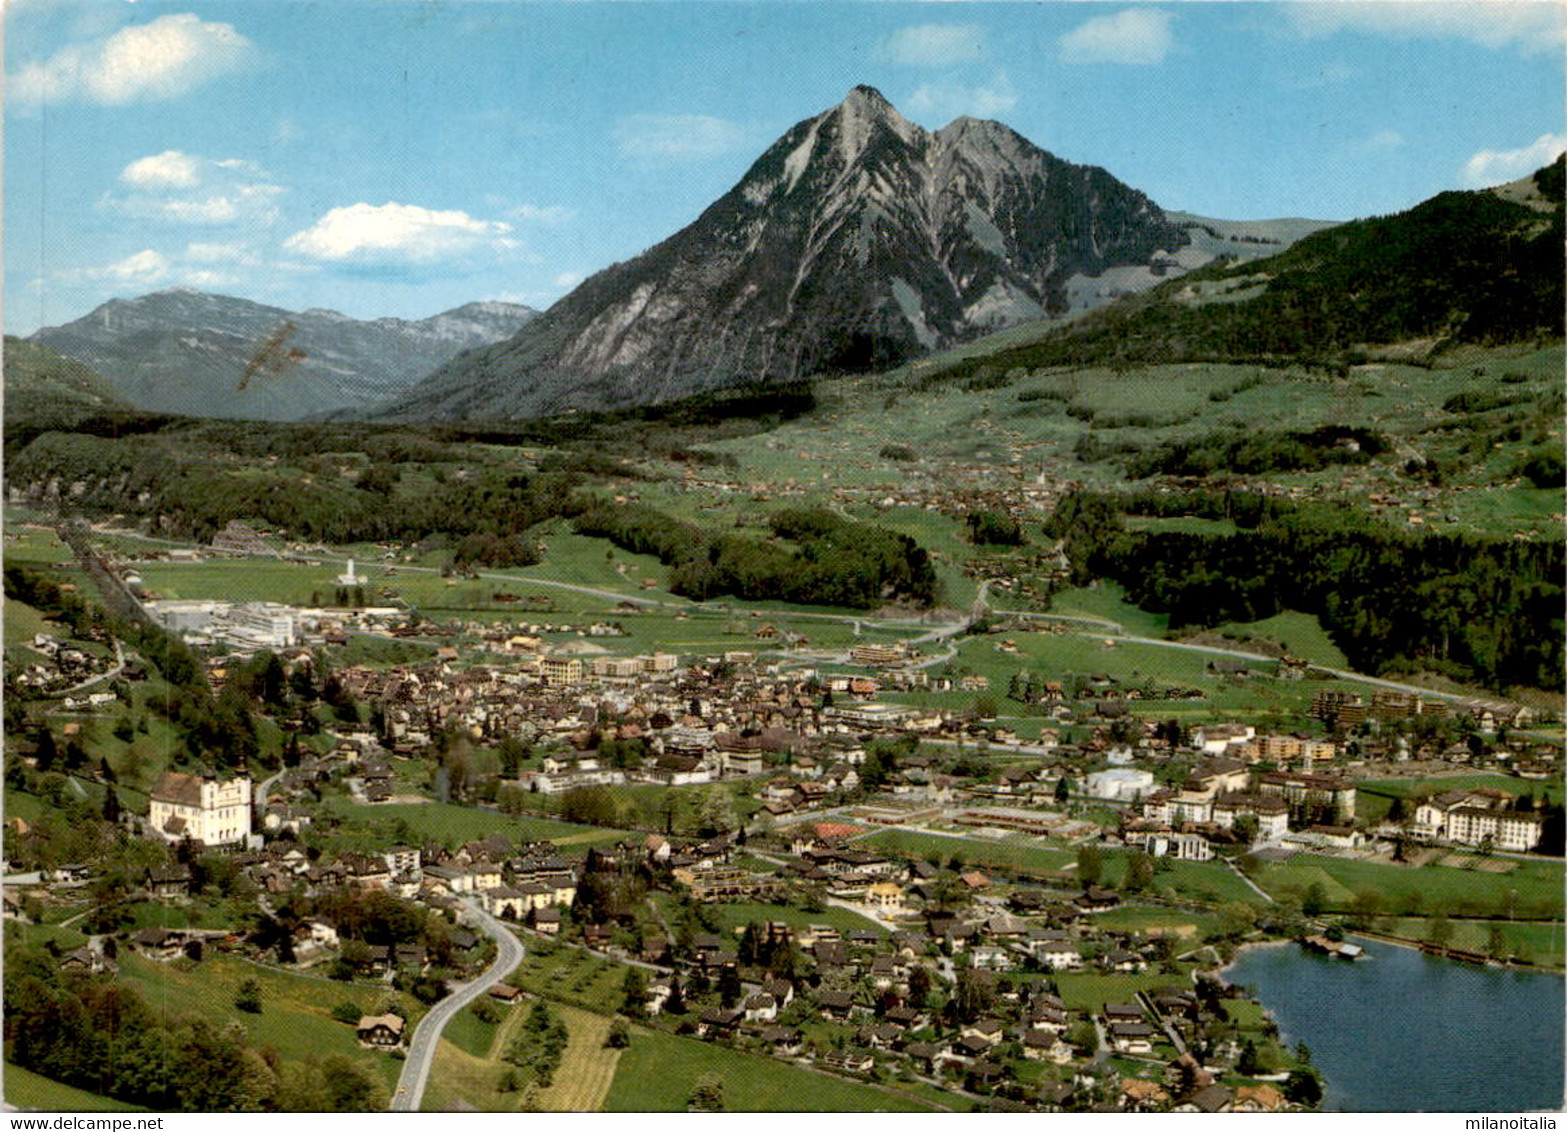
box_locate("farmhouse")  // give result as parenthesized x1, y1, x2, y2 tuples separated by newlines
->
(356, 1014, 406, 1048)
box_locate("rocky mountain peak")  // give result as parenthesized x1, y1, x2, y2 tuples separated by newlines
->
(376, 89, 1210, 422)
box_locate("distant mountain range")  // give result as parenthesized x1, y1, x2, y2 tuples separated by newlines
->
(377, 86, 1334, 422)
(27, 290, 538, 421)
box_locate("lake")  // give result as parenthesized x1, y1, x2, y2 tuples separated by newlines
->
(1223, 936, 1565, 1111)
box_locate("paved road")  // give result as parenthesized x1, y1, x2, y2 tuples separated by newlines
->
(391, 898, 525, 1112)
(254, 768, 286, 813)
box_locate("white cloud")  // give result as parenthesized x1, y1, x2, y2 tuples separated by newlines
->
(509, 204, 576, 225)
(52, 243, 257, 290)
(1059, 9, 1175, 65)
(9, 13, 254, 108)
(1286, 2, 1566, 55)
(907, 71, 1018, 122)
(121, 150, 201, 189)
(614, 115, 748, 162)
(104, 152, 284, 227)
(1461, 131, 1567, 187)
(100, 249, 171, 282)
(283, 202, 518, 264)
(880, 24, 986, 66)
(552, 271, 586, 289)
(55, 249, 170, 285)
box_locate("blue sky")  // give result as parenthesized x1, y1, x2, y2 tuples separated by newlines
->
(6, 1, 1564, 334)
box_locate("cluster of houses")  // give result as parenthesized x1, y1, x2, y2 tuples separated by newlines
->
(1310, 688, 1535, 733)
(598, 829, 1304, 1111)
(11, 632, 121, 695)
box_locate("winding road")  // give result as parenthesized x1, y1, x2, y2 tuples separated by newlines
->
(391, 898, 525, 1112)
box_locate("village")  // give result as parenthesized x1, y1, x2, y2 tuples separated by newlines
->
(6, 518, 1563, 1113)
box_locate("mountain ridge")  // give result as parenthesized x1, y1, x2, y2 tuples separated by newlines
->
(28, 290, 539, 422)
(378, 86, 1295, 423)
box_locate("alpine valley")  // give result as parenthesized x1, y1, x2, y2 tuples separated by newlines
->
(4, 77, 1565, 1120)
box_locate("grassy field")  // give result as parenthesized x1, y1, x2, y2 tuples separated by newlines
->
(1252, 853, 1565, 919)
(114, 952, 413, 1093)
(1093, 904, 1221, 939)
(602, 1025, 943, 1112)
(507, 939, 630, 1014)
(4, 598, 54, 645)
(421, 1035, 514, 1112)
(648, 893, 887, 938)
(1045, 581, 1170, 636)
(536, 1004, 621, 1112)
(1221, 998, 1270, 1031)
(4, 526, 74, 564)
(1378, 917, 1566, 968)
(421, 997, 615, 1112)
(1356, 773, 1564, 807)
(1205, 610, 1349, 668)
(3, 1064, 147, 1112)
(926, 629, 1334, 722)
(1099, 852, 1261, 906)
(858, 828, 1075, 877)
(444, 1002, 504, 1059)
(316, 797, 632, 855)
(1054, 970, 1193, 1013)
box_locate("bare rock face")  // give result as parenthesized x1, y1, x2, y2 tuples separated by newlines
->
(30, 290, 537, 421)
(382, 86, 1193, 422)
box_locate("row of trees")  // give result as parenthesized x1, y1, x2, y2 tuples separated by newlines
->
(574, 503, 939, 609)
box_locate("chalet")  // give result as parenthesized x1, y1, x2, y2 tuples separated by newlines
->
(698, 1007, 744, 1037)
(961, 1019, 1005, 1047)
(761, 978, 795, 1007)
(857, 1023, 902, 1049)
(1175, 1084, 1234, 1114)
(145, 865, 193, 902)
(815, 989, 856, 1018)
(966, 1060, 1006, 1088)
(1023, 1029, 1073, 1065)
(759, 1026, 803, 1055)
(743, 993, 778, 1023)
(59, 946, 105, 974)
(970, 944, 1016, 971)
(1075, 886, 1121, 913)
(357, 1014, 406, 1048)
(130, 927, 185, 960)
(1108, 1021, 1157, 1054)
(885, 1005, 922, 1028)
(1102, 948, 1145, 973)
(819, 1051, 874, 1075)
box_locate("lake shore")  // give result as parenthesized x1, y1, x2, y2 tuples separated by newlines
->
(1224, 933, 1565, 1110)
